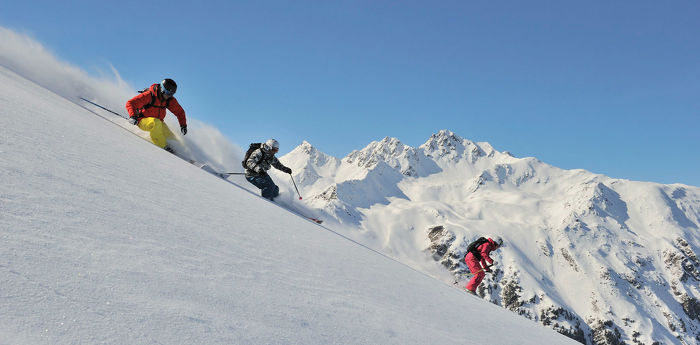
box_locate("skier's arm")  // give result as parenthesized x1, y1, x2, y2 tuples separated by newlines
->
(271, 157, 291, 174)
(480, 244, 495, 268)
(479, 257, 489, 270)
(166, 97, 187, 127)
(125, 91, 151, 117)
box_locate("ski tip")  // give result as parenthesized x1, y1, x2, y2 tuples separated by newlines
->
(305, 217, 323, 224)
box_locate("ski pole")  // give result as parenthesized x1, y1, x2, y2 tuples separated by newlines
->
(455, 264, 494, 278)
(223, 172, 247, 175)
(79, 97, 128, 119)
(290, 174, 302, 200)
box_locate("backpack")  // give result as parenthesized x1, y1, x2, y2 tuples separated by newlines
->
(242, 143, 263, 169)
(137, 84, 171, 112)
(464, 237, 489, 261)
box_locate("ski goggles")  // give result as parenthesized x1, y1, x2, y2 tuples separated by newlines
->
(161, 82, 176, 96)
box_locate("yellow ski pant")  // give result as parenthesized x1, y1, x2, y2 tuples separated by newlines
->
(137, 118, 175, 148)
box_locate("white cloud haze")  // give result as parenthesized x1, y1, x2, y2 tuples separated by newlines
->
(0, 25, 243, 171)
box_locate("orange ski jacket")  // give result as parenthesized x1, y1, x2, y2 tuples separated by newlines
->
(125, 84, 187, 127)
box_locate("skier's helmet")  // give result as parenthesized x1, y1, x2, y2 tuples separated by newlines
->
(160, 78, 177, 96)
(264, 139, 280, 153)
(493, 236, 504, 247)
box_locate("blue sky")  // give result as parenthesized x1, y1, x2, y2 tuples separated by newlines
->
(2, 1, 699, 186)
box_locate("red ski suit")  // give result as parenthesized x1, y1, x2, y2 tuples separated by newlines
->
(465, 238, 498, 292)
(125, 84, 187, 127)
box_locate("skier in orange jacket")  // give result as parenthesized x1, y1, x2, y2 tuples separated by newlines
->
(125, 78, 188, 151)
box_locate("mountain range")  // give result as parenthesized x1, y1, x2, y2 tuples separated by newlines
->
(272, 130, 700, 345)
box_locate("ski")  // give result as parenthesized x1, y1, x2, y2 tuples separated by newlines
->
(280, 204, 324, 224)
(301, 216, 323, 224)
(267, 201, 325, 225)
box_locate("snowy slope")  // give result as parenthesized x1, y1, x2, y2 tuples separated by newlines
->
(0, 67, 583, 344)
(282, 132, 700, 344)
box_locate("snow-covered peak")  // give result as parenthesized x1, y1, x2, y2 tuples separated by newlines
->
(343, 136, 440, 177)
(344, 136, 407, 168)
(279, 141, 340, 189)
(419, 129, 490, 164)
(420, 129, 465, 151)
(284, 140, 338, 168)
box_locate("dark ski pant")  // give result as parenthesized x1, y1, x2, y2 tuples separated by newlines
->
(246, 174, 279, 201)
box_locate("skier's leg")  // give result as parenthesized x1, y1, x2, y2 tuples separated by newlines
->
(160, 121, 176, 145)
(149, 119, 174, 149)
(259, 175, 279, 201)
(267, 180, 280, 199)
(465, 258, 485, 292)
(246, 176, 266, 190)
(137, 117, 155, 133)
(245, 175, 279, 200)
(137, 118, 167, 148)
(466, 272, 485, 292)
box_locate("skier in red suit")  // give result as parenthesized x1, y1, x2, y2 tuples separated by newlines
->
(465, 236, 503, 294)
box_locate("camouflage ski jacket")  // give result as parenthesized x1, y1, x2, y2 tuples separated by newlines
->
(245, 147, 288, 177)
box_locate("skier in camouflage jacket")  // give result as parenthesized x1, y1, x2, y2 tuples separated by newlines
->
(245, 139, 292, 201)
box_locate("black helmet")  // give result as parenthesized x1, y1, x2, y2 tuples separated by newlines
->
(160, 78, 177, 96)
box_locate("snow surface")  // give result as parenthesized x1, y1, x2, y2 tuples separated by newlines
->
(0, 66, 582, 344)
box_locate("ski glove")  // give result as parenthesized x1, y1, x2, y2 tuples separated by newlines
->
(180, 125, 187, 135)
(281, 167, 292, 174)
(128, 117, 139, 125)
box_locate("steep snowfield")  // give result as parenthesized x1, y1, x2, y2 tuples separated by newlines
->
(282, 132, 700, 344)
(0, 67, 582, 344)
